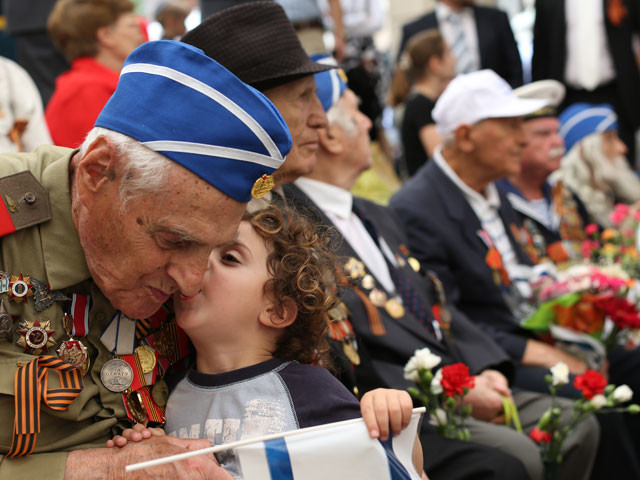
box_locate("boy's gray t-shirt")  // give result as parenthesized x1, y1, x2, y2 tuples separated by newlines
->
(165, 358, 361, 478)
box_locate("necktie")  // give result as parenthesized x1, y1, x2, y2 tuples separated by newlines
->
(449, 12, 473, 75)
(351, 203, 437, 336)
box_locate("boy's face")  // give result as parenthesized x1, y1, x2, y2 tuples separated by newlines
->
(174, 221, 271, 339)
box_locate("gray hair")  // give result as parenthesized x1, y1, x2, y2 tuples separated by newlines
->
(327, 100, 357, 137)
(79, 127, 172, 206)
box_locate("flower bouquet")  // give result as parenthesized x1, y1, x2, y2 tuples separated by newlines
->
(404, 348, 475, 441)
(530, 362, 639, 480)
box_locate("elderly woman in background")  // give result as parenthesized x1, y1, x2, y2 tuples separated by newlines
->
(552, 103, 640, 227)
(45, 0, 145, 148)
(389, 29, 455, 178)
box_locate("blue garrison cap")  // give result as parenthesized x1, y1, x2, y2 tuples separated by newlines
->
(558, 103, 618, 153)
(95, 40, 292, 202)
(311, 54, 347, 112)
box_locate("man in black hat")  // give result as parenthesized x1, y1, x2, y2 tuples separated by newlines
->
(182, 5, 535, 479)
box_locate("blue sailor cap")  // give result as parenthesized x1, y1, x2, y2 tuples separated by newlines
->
(558, 103, 618, 153)
(95, 40, 292, 202)
(311, 54, 348, 112)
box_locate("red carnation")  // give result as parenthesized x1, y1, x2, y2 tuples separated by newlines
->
(529, 426, 553, 444)
(440, 363, 475, 397)
(573, 370, 608, 400)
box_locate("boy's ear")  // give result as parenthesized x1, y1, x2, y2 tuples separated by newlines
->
(259, 297, 298, 329)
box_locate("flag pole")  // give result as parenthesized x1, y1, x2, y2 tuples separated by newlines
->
(125, 406, 426, 472)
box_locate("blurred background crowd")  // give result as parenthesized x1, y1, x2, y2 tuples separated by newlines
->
(1, 0, 639, 214)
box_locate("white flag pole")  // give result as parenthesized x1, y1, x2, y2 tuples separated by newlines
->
(125, 406, 426, 472)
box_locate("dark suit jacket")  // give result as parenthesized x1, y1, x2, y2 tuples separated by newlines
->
(283, 183, 514, 395)
(399, 5, 523, 87)
(532, 0, 640, 128)
(389, 161, 536, 362)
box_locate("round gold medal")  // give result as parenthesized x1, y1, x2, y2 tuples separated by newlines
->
(369, 288, 387, 307)
(152, 379, 169, 407)
(408, 257, 421, 273)
(385, 298, 405, 319)
(251, 174, 275, 199)
(135, 346, 157, 373)
(361, 274, 375, 290)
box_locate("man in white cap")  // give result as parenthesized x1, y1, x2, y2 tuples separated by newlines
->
(389, 70, 640, 477)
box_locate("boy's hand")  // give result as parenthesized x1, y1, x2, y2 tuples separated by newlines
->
(106, 422, 166, 448)
(360, 388, 413, 441)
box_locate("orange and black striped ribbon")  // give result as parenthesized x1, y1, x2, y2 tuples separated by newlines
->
(336, 268, 385, 336)
(7, 355, 83, 457)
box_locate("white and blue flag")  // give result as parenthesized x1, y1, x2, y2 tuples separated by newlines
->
(236, 410, 423, 480)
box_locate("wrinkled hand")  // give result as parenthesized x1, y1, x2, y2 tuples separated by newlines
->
(463, 374, 505, 422)
(106, 423, 166, 448)
(360, 388, 414, 441)
(480, 370, 512, 398)
(66, 436, 233, 480)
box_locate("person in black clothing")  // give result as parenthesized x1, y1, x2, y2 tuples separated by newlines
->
(390, 29, 455, 177)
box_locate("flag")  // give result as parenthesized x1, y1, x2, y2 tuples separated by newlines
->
(236, 411, 423, 480)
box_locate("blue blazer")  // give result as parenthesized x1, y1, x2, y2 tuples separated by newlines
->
(398, 5, 523, 87)
(389, 161, 535, 361)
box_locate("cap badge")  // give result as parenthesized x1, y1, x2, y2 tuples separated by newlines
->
(251, 174, 275, 199)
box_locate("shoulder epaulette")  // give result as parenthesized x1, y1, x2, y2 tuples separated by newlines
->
(0, 171, 51, 237)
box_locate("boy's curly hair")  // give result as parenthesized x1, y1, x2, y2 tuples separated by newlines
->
(244, 205, 339, 369)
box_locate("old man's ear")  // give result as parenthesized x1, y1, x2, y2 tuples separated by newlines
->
(75, 135, 120, 195)
(318, 124, 344, 155)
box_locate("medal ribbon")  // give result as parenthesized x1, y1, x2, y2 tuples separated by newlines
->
(336, 268, 385, 336)
(7, 355, 83, 457)
(70, 294, 91, 337)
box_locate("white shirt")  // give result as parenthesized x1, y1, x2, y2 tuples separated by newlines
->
(564, 0, 615, 89)
(294, 177, 397, 294)
(435, 2, 481, 73)
(433, 148, 532, 296)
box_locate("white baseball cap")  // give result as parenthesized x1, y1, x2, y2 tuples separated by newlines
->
(433, 70, 549, 134)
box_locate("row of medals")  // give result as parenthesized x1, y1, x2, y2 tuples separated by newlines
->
(0, 275, 168, 411)
(344, 255, 420, 319)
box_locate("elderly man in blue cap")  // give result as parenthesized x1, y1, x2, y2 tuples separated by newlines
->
(0, 40, 291, 479)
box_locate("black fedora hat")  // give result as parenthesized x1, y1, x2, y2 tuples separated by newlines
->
(181, 1, 332, 91)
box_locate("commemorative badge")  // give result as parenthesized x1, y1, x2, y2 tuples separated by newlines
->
(8, 274, 33, 303)
(344, 257, 365, 279)
(408, 257, 421, 273)
(152, 379, 169, 407)
(369, 288, 387, 307)
(385, 297, 405, 319)
(57, 313, 90, 375)
(361, 274, 375, 290)
(0, 299, 13, 340)
(135, 345, 157, 374)
(0, 271, 9, 293)
(31, 278, 70, 312)
(16, 318, 55, 354)
(251, 174, 275, 199)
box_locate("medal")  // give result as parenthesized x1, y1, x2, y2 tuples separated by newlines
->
(135, 345, 157, 374)
(385, 297, 405, 319)
(124, 388, 148, 424)
(251, 174, 275, 199)
(408, 257, 421, 273)
(0, 271, 9, 293)
(16, 318, 55, 354)
(369, 288, 387, 307)
(8, 274, 33, 303)
(361, 274, 375, 290)
(100, 358, 134, 392)
(342, 339, 360, 365)
(395, 254, 406, 268)
(31, 278, 69, 312)
(344, 258, 365, 279)
(152, 379, 169, 407)
(57, 340, 89, 375)
(0, 299, 13, 341)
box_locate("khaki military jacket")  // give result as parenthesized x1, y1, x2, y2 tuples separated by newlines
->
(0, 145, 127, 479)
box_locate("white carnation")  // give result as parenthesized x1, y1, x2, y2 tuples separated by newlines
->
(591, 394, 608, 410)
(429, 408, 447, 426)
(431, 368, 443, 395)
(404, 348, 442, 383)
(613, 385, 633, 404)
(550, 362, 570, 387)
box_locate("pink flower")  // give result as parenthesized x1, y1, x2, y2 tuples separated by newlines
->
(581, 240, 598, 259)
(610, 210, 626, 226)
(614, 203, 630, 215)
(634, 211, 640, 221)
(585, 224, 598, 236)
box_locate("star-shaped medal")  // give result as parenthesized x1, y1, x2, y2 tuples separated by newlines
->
(17, 318, 56, 354)
(8, 274, 34, 303)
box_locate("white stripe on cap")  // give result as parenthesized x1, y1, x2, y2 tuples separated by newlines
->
(558, 106, 617, 139)
(121, 63, 283, 162)
(142, 140, 284, 169)
(329, 69, 340, 108)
